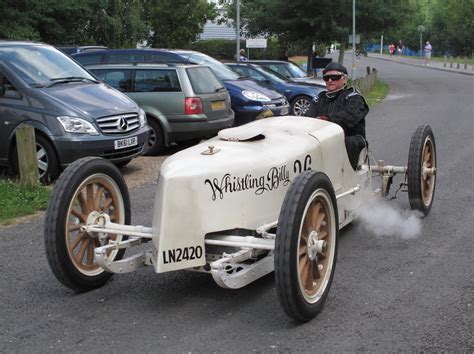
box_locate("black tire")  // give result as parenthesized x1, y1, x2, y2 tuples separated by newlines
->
(44, 156, 131, 292)
(12, 134, 59, 184)
(275, 170, 339, 322)
(144, 117, 165, 156)
(407, 125, 436, 215)
(291, 95, 313, 116)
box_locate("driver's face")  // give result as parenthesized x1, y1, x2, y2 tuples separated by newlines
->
(324, 70, 347, 92)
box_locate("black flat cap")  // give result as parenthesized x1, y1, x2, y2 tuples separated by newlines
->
(323, 62, 348, 75)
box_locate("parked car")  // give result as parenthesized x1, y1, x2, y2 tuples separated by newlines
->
(228, 62, 324, 116)
(88, 63, 234, 155)
(72, 49, 290, 125)
(0, 41, 149, 183)
(55, 45, 107, 55)
(245, 60, 326, 86)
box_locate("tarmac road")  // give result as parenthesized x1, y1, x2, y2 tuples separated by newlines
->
(1, 54, 473, 352)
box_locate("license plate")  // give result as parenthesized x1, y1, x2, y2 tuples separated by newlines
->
(114, 136, 138, 150)
(211, 100, 226, 111)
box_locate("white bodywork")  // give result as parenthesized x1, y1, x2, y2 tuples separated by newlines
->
(150, 117, 371, 272)
(91, 116, 380, 285)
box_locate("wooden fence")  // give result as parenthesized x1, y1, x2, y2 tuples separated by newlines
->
(353, 67, 378, 95)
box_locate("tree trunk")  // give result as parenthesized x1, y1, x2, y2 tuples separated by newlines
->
(338, 41, 346, 64)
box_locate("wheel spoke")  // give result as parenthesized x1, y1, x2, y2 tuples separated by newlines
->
(313, 259, 321, 280)
(94, 185, 105, 210)
(306, 261, 314, 290)
(70, 231, 86, 251)
(315, 212, 326, 231)
(87, 239, 95, 265)
(68, 224, 82, 232)
(423, 148, 431, 163)
(76, 237, 90, 263)
(299, 244, 308, 259)
(102, 196, 113, 211)
(318, 230, 328, 240)
(86, 184, 95, 211)
(70, 207, 85, 222)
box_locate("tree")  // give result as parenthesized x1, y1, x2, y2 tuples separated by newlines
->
(144, 0, 216, 48)
(224, 0, 417, 69)
(429, 0, 474, 56)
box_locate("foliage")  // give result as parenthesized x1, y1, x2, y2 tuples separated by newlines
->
(144, 0, 217, 48)
(429, 0, 474, 56)
(188, 37, 287, 60)
(223, 0, 413, 68)
(365, 80, 390, 108)
(0, 0, 148, 48)
(0, 179, 51, 225)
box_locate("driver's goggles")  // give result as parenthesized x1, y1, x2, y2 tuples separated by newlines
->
(323, 74, 343, 82)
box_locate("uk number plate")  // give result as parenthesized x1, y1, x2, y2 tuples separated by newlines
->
(211, 100, 226, 111)
(114, 136, 138, 150)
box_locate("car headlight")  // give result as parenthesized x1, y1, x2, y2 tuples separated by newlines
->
(138, 108, 146, 127)
(57, 116, 99, 135)
(242, 90, 271, 102)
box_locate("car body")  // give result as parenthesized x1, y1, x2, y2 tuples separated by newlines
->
(228, 62, 324, 116)
(246, 60, 326, 86)
(0, 41, 149, 183)
(55, 45, 107, 55)
(72, 49, 290, 125)
(88, 63, 234, 155)
(44, 116, 437, 321)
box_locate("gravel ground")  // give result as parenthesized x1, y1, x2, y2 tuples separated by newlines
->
(119, 155, 167, 189)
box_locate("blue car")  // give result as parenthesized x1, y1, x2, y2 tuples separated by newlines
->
(72, 49, 290, 126)
(227, 62, 325, 116)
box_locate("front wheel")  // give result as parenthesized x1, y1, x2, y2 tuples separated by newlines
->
(291, 95, 313, 116)
(275, 171, 339, 322)
(407, 125, 436, 215)
(144, 117, 165, 156)
(44, 156, 131, 291)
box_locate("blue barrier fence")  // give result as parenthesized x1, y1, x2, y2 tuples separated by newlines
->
(363, 44, 421, 57)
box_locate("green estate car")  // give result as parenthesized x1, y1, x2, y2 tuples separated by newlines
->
(88, 63, 235, 155)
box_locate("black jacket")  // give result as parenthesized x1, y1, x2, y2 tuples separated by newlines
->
(305, 87, 369, 138)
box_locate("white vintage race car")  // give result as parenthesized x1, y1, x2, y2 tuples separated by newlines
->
(44, 116, 437, 322)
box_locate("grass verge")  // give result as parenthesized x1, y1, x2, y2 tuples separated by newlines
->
(365, 79, 390, 107)
(0, 179, 51, 226)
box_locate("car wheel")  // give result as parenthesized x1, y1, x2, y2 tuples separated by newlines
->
(407, 125, 436, 215)
(144, 117, 164, 156)
(291, 95, 312, 116)
(275, 170, 338, 322)
(44, 156, 131, 292)
(12, 134, 59, 184)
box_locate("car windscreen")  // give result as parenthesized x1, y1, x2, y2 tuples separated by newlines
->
(186, 67, 225, 94)
(0, 45, 96, 87)
(260, 67, 288, 83)
(286, 62, 308, 78)
(185, 53, 240, 81)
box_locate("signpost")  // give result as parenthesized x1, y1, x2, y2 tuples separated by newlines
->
(246, 38, 267, 60)
(418, 25, 425, 60)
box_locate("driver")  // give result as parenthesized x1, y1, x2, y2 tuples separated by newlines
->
(305, 62, 369, 170)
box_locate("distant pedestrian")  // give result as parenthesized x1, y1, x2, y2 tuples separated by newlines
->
(239, 49, 247, 61)
(389, 43, 395, 57)
(397, 40, 404, 57)
(424, 41, 432, 66)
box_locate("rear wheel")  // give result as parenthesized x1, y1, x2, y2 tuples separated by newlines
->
(275, 171, 338, 322)
(407, 125, 436, 215)
(44, 157, 131, 291)
(291, 95, 312, 116)
(144, 117, 164, 156)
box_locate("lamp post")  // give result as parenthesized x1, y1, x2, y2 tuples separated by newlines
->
(236, 0, 240, 61)
(351, 0, 355, 81)
(418, 25, 425, 60)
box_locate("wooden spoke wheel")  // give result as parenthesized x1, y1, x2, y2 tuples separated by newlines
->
(408, 125, 437, 215)
(44, 157, 131, 291)
(275, 171, 338, 322)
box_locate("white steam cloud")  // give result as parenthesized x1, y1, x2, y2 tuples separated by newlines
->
(355, 201, 423, 239)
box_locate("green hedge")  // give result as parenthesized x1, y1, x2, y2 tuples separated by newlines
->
(187, 38, 290, 60)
